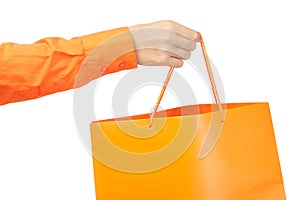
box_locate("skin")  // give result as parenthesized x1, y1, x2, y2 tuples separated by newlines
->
(130, 20, 200, 68)
(0, 20, 199, 105)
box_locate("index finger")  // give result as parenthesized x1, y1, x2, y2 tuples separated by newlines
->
(165, 21, 200, 42)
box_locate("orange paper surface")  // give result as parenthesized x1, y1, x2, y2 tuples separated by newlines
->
(90, 103, 285, 200)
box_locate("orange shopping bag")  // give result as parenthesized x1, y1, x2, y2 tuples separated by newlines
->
(90, 102, 286, 200)
(90, 34, 285, 200)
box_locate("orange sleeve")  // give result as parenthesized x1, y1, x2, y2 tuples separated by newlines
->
(0, 27, 137, 105)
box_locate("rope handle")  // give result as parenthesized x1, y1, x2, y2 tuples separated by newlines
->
(148, 33, 224, 128)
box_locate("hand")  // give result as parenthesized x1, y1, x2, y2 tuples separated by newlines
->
(129, 20, 200, 68)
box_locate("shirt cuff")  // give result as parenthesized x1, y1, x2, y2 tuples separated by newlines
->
(74, 27, 138, 87)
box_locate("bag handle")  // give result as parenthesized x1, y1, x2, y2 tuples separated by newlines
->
(148, 33, 224, 127)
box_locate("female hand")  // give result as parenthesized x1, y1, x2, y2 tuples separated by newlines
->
(129, 20, 199, 68)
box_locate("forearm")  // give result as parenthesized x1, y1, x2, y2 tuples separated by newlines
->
(0, 27, 137, 105)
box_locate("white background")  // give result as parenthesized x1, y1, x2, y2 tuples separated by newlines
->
(0, 0, 299, 199)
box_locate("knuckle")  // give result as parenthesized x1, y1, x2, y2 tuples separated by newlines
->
(193, 32, 200, 41)
(175, 49, 191, 60)
(163, 20, 176, 29)
(178, 60, 184, 67)
(190, 42, 196, 50)
(159, 53, 169, 64)
(173, 59, 184, 68)
(184, 51, 191, 59)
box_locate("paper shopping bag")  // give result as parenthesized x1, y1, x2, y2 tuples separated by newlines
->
(90, 102, 286, 200)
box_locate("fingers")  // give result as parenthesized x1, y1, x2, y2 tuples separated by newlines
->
(167, 45, 192, 60)
(157, 20, 200, 42)
(131, 29, 193, 59)
(132, 28, 196, 53)
(154, 28, 195, 59)
(129, 20, 199, 67)
(135, 49, 184, 68)
(173, 32, 197, 51)
(167, 57, 184, 68)
(157, 54, 184, 68)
